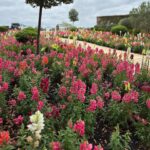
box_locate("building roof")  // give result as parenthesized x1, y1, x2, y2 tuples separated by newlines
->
(97, 14, 129, 18)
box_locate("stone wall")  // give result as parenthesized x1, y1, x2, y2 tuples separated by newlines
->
(97, 15, 129, 26)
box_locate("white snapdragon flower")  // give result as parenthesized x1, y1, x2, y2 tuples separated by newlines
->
(28, 111, 45, 136)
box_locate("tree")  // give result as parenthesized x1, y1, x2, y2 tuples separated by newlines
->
(26, 0, 73, 54)
(130, 2, 150, 33)
(69, 8, 79, 25)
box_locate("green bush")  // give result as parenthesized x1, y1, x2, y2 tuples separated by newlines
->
(119, 18, 132, 30)
(70, 26, 78, 32)
(15, 27, 37, 43)
(133, 29, 140, 35)
(111, 25, 128, 35)
(0, 26, 9, 32)
(94, 25, 105, 31)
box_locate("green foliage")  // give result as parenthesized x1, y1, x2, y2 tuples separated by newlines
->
(119, 18, 132, 29)
(0, 26, 9, 32)
(94, 25, 104, 31)
(70, 26, 78, 31)
(58, 127, 80, 150)
(130, 2, 150, 33)
(135, 123, 150, 147)
(132, 29, 140, 35)
(69, 9, 79, 24)
(109, 125, 131, 150)
(105, 101, 134, 126)
(94, 23, 116, 32)
(15, 27, 37, 43)
(111, 25, 128, 35)
(26, 0, 73, 9)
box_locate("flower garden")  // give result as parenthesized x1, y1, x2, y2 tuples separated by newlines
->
(56, 30, 150, 54)
(0, 30, 150, 150)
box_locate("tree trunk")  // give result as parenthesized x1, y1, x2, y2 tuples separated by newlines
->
(37, 1, 43, 54)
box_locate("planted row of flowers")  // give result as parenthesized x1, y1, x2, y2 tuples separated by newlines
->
(54, 30, 150, 54)
(0, 32, 150, 149)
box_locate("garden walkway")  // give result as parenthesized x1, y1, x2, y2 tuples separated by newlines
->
(60, 38, 150, 68)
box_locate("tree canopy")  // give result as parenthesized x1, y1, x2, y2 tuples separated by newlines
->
(130, 2, 150, 32)
(26, 0, 73, 8)
(69, 8, 79, 24)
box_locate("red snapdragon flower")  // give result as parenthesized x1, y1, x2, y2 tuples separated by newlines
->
(42, 56, 49, 65)
(19, 60, 28, 71)
(0, 118, 3, 124)
(0, 131, 10, 145)
(40, 77, 49, 93)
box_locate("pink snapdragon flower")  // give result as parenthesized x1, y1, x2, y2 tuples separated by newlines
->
(50, 141, 61, 150)
(94, 145, 104, 150)
(104, 92, 110, 99)
(13, 115, 24, 125)
(122, 93, 131, 103)
(146, 99, 150, 109)
(86, 100, 97, 112)
(97, 96, 104, 109)
(8, 99, 17, 106)
(31, 86, 39, 101)
(17, 91, 26, 101)
(37, 101, 44, 110)
(90, 83, 98, 95)
(73, 120, 85, 136)
(58, 86, 67, 98)
(2, 82, 8, 91)
(70, 80, 86, 103)
(80, 141, 92, 150)
(0, 118, 3, 124)
(111, 91, 121, 101)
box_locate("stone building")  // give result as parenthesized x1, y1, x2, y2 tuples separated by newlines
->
(97, 14, 129, 26)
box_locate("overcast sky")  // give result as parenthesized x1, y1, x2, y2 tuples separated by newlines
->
(0, 0, 149, 28)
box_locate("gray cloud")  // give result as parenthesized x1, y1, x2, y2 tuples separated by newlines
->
(0, 0, 149, 28)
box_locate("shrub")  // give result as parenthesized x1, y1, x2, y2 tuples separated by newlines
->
(70, 26, 78, 32)
(119, 18, 132, 30)
(94, 25, 104, 31)
(15, 27, 37, 43)
(111, 25, 128, 35)
(133, 29, 140, 35)
(0, 26, 9, 32)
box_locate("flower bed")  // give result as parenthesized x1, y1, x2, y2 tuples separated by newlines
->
(54, 30, 150, 54)
(0, 33, 150, 149)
